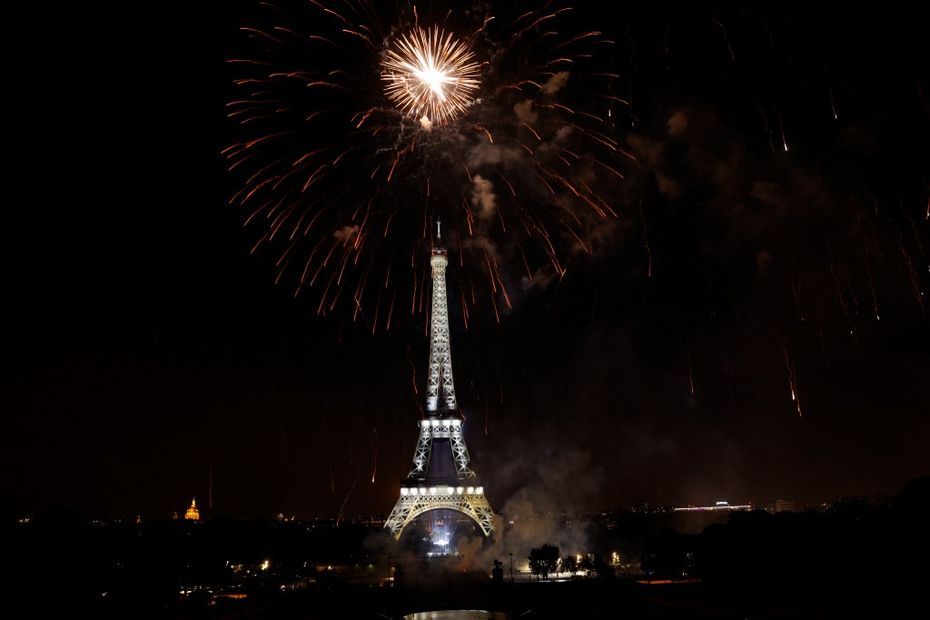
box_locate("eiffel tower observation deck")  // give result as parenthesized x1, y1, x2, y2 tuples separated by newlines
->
(384, 222, 495, 539)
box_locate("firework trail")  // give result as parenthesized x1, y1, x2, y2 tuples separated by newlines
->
(862, 254, 880, 321)
(335, 464, 361, 526)
(687, 341, 696, 397)
(775, 107, 789, 153)
(782, 343, 803, 418)
(370, 429, 378, 484)
(225, 1, 629, 330)
(790, 277, 806, 323)
(638, 194, 652, 277)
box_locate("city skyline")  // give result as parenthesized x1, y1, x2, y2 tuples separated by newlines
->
(4, 0, 930, 524)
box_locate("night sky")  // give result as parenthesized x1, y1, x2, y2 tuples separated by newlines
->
(4, 1, 930, 520)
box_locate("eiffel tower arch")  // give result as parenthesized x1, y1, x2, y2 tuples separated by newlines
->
(385, 222, 495, 540)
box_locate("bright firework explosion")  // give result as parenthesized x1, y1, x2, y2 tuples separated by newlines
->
(225, 1, 630, 329)
(381, 26, 481, 128)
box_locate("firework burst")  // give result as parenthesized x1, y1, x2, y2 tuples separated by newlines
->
(225, 1, 630, 330)
(382, 26, 481, 128)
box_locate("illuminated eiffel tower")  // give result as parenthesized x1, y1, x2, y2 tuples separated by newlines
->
(384, 222, 494, 539)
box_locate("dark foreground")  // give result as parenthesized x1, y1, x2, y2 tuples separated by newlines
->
(202, 578, 903, 620)
(7, 476, 930, 618)
(10, 571, 925, 619)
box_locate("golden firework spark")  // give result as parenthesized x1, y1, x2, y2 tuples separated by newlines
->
(381, 26, 481, 127)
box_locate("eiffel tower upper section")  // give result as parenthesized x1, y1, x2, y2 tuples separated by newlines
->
(426, 219, 457, 416)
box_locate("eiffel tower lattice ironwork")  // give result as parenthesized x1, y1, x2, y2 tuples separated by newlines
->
(384, 222, 494, 539)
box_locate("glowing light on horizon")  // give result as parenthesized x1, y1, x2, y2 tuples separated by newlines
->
(382, 27, 481, 127)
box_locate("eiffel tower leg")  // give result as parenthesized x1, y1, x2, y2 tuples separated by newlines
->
(407, 423, 432, 478)
(384, 489, 495, 540)
(465, 493, 495, 537)
(384, 494, 417, 539)
(450, 424, 475, 479)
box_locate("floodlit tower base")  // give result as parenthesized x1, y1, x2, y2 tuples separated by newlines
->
(385, 485, 494, 540)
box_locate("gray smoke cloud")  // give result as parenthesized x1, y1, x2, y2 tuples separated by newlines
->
(332, 224, 360, 241)
(540, 71, 570, 96)
(467, 142, 523, 168)
(471, 174, 497, 221)
(452, 66, 626, 313)
(667, 110, 689, 136)
(514, 99, 539, 124)
(448, 440, 604, 573)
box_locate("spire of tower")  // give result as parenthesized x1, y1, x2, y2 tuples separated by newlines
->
(427, 223, 455, 413)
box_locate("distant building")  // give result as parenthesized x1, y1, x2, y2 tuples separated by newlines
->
(184, 498, 201, 521)
(671, 500, 751, 512)
(665, 501, 751, 533)
(774, 499, 796, 513)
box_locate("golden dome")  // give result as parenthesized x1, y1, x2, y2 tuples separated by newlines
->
(184, 497, 201, 521)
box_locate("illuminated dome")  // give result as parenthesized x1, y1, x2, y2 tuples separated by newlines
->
(184, 497, 201, 521)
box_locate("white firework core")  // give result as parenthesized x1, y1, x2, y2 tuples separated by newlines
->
(381, 26, 481, 126)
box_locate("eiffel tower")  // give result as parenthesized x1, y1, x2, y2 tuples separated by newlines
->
(384, 222, 495, 539)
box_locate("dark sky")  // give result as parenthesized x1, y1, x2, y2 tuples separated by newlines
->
(4, 1, 930, 520)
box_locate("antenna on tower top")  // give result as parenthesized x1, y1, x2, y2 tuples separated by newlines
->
(436, 218, 442, 243)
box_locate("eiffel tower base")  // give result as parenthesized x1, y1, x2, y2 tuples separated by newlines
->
(384, 488, 494, 540)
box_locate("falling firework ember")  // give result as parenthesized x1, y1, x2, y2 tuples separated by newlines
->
(782, 343, 803, 418)
(225, 1, 629, 330)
